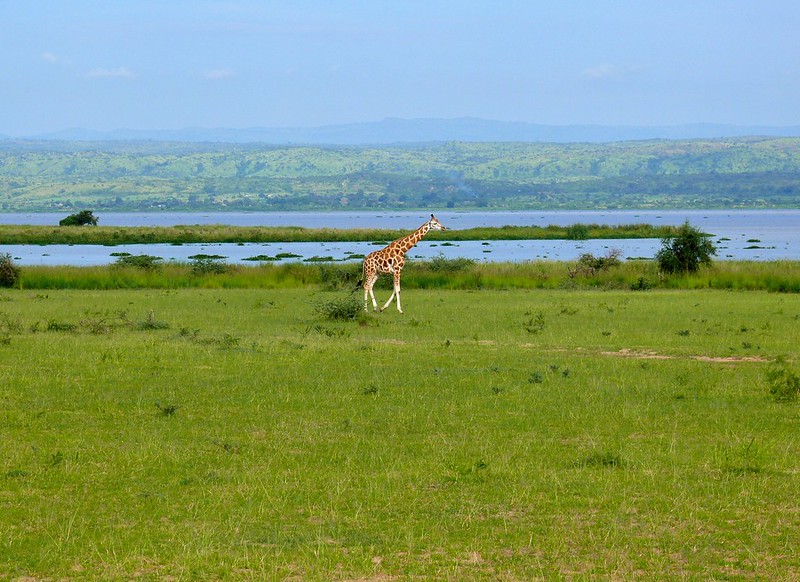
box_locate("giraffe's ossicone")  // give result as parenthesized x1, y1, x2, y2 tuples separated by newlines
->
(358, 214, 447, 313)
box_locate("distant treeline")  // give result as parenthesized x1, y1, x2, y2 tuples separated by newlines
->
(1, 138, 799, 212)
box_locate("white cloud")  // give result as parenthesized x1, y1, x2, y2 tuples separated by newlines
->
(42, 51, 71, 65)
(582, 64, 643, 80)
(202, 69, 235, 80)
(86, 67, 137, 79)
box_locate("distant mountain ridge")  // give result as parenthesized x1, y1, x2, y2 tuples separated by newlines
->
(13, 118, 800, 144)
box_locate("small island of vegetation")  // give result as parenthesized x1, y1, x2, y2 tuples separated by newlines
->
(0, 221, 685, 246)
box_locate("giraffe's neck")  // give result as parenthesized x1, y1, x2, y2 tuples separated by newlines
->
(393, 223, 430, 254)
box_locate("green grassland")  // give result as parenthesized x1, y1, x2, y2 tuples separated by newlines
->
(1, 275, 799, 578)
(2, 138, 800, 211)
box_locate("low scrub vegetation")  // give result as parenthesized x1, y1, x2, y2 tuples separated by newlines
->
(12, 259, 800, 293)
(112, 253, 163, 271)
(314, 295, 363, 321)
(766, 358, 800, 403)
(0, 253, 21, 288)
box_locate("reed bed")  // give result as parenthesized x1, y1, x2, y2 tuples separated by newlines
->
(0, 223, 682, 245)
(12, 259, 800, 292)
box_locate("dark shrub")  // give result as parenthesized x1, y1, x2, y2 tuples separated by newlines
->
(59, 210, 99, 226)
(191, 257, 229, 276)
(565, 224, 590, 240)
(656, 221, 716, 274)
(315, 295, 362, 321)
(113, 254, 163, 271)
(571, 249, 622, 277)
(426, 254, 476, 272)
(318, 263, 361, 290)
(767, 360, 800, 403)
(0, 253, 21, 288)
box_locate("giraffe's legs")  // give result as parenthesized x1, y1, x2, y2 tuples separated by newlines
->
(364, 273, 379, 312)
(380, 271, 403, 313)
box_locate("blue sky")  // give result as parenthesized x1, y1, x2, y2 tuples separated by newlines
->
(2, 0, 799, 135)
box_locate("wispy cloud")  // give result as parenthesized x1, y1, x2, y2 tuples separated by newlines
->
(582, 64, 643, 80)
(86, 67, 137, 79)
(201, 68, 235, 80)
(41, 51, 70, 65)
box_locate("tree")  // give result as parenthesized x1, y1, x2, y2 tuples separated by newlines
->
(0, 253, 21, 288)
(59, 210, 99, 226)
(655, 220, 716, 273)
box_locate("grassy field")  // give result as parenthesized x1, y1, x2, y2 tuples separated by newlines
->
(1, 284, 799, 579)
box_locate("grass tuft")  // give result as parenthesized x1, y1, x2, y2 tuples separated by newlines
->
(155, 402, 179, 417)
(766, 358, 800, 403)
(314, 295, 362, 321)
(579, 450, 625, 468)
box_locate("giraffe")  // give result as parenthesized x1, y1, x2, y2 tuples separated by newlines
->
(358, 214, 447, 313)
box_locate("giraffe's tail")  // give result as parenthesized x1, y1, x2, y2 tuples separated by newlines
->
(353, 260, 366, 293)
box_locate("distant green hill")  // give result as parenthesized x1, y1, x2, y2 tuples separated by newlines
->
(1, 138, 799, 212)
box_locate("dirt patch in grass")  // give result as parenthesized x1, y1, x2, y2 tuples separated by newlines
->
(601, 348, 768, 363)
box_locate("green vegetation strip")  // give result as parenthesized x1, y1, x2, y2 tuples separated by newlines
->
(0, 223, 681, 245)
(8, 258, 800, 293)
(0, 287, 798, 578)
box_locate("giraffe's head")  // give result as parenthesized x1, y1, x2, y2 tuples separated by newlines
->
(427, 214, 446, 231)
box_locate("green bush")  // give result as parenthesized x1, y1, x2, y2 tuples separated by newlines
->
(314, 295, 362, 321)
(113, 254, 163, 271)
(59, 210, 99, 226)
(317, 263, 361, 290)
(425, 254, 476, 272)
(191, 257, 229, 276)
(565, 224, 590, 240)
(767, 360, 800, 403)
(656, 221, 716, 274)
(570, 250, 622, 277)
(0, 253, 21, 288)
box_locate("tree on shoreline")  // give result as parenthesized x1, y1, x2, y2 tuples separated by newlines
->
(0, 253, 20, 288)
(656, 221, 716, 273)
(58, 210, 100, 226)
(59, 210, 99, 226)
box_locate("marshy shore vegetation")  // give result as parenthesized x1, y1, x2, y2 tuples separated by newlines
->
(6, 256, 800, 293)
(0, 222, 682, 245)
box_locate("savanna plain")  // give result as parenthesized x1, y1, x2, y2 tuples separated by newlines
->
(1, 266, 799, 579)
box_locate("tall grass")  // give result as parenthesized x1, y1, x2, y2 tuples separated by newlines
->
(17, 259, 800, 292)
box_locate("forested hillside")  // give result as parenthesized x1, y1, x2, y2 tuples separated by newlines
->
(1, 137, 799, 211)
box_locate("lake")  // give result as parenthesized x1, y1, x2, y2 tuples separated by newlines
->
(2, 210, 798, 266)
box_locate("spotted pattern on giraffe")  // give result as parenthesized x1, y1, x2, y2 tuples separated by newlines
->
(358, 214, 446, 313)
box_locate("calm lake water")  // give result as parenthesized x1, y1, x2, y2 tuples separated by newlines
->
(2, 210, 798, 266)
